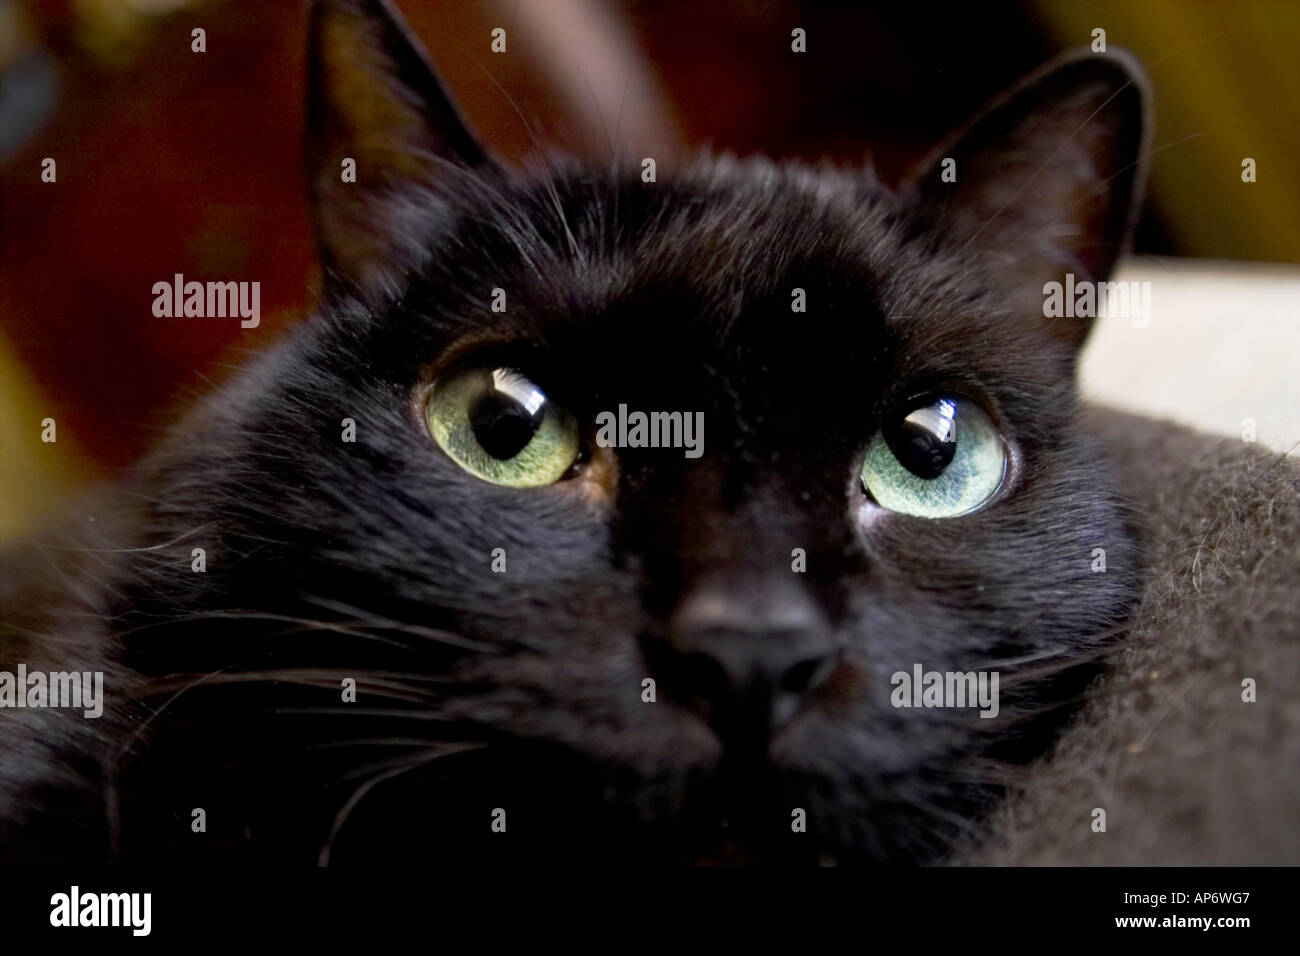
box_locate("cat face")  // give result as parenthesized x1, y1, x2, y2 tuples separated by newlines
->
(108, 0, 1149, 864)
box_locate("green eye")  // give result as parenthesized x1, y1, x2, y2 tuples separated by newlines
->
(861, 395, 1006, 518)
(426, 366, 580, 487)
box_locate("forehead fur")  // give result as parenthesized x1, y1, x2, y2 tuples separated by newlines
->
(309, 154, 1072, 452)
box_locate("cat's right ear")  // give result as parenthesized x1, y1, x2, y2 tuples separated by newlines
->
(306, 0, 499, 294)
(901, 49, 1151, 351)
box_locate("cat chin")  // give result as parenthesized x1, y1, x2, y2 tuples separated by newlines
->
(475, 726, 977, 864)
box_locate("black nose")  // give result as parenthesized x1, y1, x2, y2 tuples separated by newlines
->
(644, 581, 840, 747)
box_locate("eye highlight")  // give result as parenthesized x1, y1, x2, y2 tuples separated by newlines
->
(426, 366, 580, 487)
(861, 395, 1006, 518)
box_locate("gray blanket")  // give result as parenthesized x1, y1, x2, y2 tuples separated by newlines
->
(966, 406, 1300, 864)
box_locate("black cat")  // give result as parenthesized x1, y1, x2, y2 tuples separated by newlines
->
(0, 0, 1149, 864)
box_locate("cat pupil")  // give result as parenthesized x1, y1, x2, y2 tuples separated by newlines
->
(885, 399, 959, 479)
(469, 370, 547, 460)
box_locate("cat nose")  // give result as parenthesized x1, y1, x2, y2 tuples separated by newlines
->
(646, 581, 840, 746)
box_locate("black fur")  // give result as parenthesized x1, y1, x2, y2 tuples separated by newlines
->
(0, 0, 1150, 864)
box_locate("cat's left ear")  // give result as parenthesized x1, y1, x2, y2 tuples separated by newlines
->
(902, 49, 1151, 349)
(306, 0, 500, 293)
